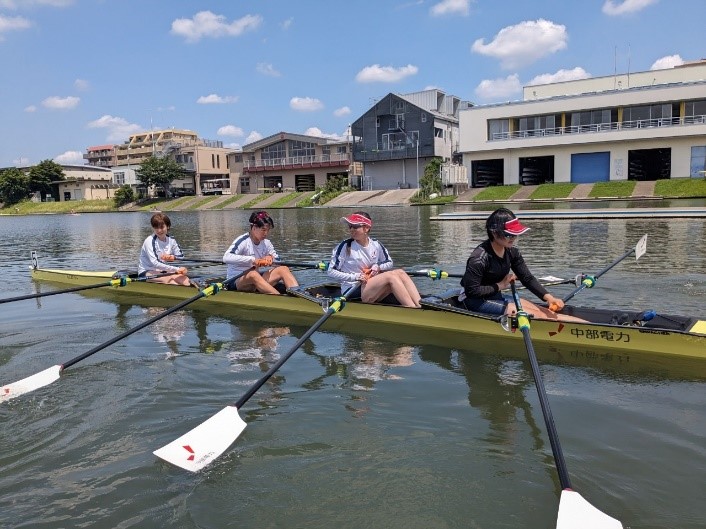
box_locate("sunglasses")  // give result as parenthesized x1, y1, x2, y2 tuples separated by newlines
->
(347, 223, 365, 229)
(502, 232, 518, 239)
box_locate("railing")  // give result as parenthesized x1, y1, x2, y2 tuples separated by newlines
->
(490, 114, 706, 141)
(243, 153, 350, 170)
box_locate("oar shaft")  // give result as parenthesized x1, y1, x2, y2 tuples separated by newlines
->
(562, 248, 634, 303)
(62, 290, 206, 370)
(511, 282, 572, 490)
(234, 283, 359, 408)
(0, 281, 112, 304)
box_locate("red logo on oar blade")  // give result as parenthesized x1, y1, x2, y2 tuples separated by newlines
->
(548, 323, 564, 337)
(183, 445, 195, 461)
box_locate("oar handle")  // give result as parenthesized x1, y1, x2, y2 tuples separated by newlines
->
(234, 283, 360, 409)
(406, 268, 463, 279)
(510, 282, 572, 490)
(273, 260, 329, 270)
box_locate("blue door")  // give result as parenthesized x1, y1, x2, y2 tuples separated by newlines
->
(571, 152, 610, 183)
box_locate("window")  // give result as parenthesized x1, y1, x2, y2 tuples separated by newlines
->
(336, 145, 347, 154)
(114, 172, 125, 185)
(690, 146, 706, 178)
(434, 127, 444, 139)
(288, 140, 315, 158)
(262, 141, 287, 162)
(488, 119, 509, 140)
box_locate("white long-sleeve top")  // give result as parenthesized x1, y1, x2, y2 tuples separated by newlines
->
(327, 237, 393, 291)
(138, 234, 184, 275)
(223, 233, 279, 279)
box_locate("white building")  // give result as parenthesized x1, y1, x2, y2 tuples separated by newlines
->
(459, 61, 706, 187)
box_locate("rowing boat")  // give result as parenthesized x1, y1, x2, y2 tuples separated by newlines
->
(29, 265, 706, 362)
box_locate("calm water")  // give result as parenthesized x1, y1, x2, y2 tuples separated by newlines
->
(0, 206, 705, 529)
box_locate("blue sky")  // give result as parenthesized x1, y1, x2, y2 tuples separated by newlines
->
(1, 0, 703, 167)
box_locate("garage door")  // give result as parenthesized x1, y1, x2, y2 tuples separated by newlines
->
(571, 152, 610, 183)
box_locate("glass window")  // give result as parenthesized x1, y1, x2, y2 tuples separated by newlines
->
(262, 141, 287, 162)
(685, 100, 706, 117)
(690, 146, 706, 178)
(488, 119, 509, 140)
(288, 140, 315, 158)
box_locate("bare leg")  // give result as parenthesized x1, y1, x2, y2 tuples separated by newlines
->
(265, 265, 299, 288)
(506, 299, 587, 323)
(362, 270, 420, 308)
(149, 273, 191, 287)
(236, 270, 280, 294)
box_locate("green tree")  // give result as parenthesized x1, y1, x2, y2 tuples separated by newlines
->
(114, 185, 136, 207)
(28, 159, 65, 200)
(0, 168, 31, 205)
(136, 156, 185, 196)
(418, 157, 443, 198)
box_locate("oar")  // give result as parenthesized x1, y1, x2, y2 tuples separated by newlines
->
(408, 268, 577, 290)
(181, 259, 329, 271)
(0, 271, 248, 404)
(510, 281, 622, 529)
(561, 234, 647, 304)
(153, 283, 361, 472)
(0, 275, 139, 305)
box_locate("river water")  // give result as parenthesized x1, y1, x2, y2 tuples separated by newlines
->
(0, 206, 705, 529)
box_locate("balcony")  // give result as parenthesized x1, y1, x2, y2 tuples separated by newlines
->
(243, 153, 351, 173)
(490, 114, 706, 141)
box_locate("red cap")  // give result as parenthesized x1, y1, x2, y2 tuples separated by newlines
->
(340, 213, 372, 227)
(503, 218, 530, 235)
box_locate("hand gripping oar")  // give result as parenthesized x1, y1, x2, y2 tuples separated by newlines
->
(0, 271, 248, 403)
(0, 275, 139, 305)
(153, 283, 361, 472)
(510, 282, 622, 529)
(561, 234, 647, 305)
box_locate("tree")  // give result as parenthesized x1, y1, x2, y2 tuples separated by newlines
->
(29, 159, 64, 200)
(418, 157, 443, 198)
(136, 156, 185, 196)
(114, 185, 136, 207)
(0, 168, 31, 205)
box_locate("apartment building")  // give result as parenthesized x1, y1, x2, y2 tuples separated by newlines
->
(228, 132, 352, 194)
(86, 128, 231, 196)
(459, 61, 706, 187)
(351, 89, 470, 190)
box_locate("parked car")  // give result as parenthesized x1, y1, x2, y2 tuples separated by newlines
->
(172, 188, 196, 197)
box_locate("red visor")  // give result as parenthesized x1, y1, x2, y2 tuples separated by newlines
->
(340, 213, 372, 227)
(503, 218, 530, 236)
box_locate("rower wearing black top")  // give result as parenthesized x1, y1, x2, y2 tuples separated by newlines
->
(460, 208, 586, 322)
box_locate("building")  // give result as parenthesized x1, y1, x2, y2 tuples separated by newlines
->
(85, 128, 232, 196)
(228, 132, 352, 194)
(459, 60, 706, 187)
(51, 165, 116, 201)
(351, 89, 470, 190)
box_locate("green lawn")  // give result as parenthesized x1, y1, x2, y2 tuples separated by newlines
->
(655, 178, 706, 197)
(589, 181, 636, 198)
(212, 194, 242, 209)
(472, 185, 521, 201)
(529, 183, 576, 199)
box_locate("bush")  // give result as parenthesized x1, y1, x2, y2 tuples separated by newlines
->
(114, 185, 136, 207)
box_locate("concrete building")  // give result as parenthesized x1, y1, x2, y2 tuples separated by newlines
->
(51, 165, 116, 201)
(351, 89, 470, 190)
(459, 61, 706, 187)
(228, 132, 352, 194)
(86, 128, 232, 196)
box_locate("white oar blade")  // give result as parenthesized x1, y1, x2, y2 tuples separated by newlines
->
(1, 365, 62, 403)
(635, 234, 648, 260)
(557, 490, 622, 529)
(153, 405, 246, 472)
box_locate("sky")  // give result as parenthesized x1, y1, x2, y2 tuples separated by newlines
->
(0, 0, 704, 167)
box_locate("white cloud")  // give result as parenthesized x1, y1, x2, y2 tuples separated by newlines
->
(430, 0, 470, 16)
(197, 94, 238, 104)
(171, 11, 262, 43)
(602, 0, 658, 16)
(54, 150, 84, 164)
(527, 67, 591, 86)
(87, 114, 142, 142)
(304, 127, 344, 141)
(224, 142, 242, 150)
(471, 19, 568, 70)
(290, 97, 324, 111)
(334, 106, 351, 117)
(42, 95, 80, 110)
(256, 62, 281, 77)
(74, 78, 89, 91)
(651, 54, 684, 70)
(474, 74, 522, 100)
(0, 14, 32, 40)
(355, 64, 419, 83)
(280, 17, 293, 29)
(217, 125, 244, 137)
(24, 105, 36, 112)
(245, 131, 263, 144)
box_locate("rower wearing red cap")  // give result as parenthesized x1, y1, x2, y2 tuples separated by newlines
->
(328, 211, 421, 308)
(460, 208, 585, 322)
